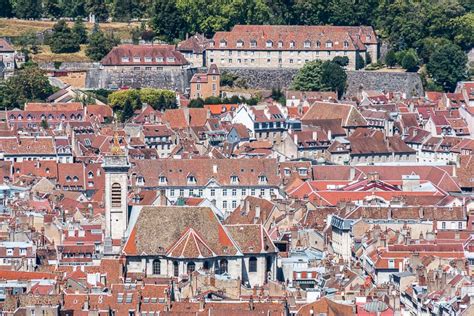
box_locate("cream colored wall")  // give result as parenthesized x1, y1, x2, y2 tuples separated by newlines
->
(207, 49, 358, 70)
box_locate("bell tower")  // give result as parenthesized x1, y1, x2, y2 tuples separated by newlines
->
(103, 133, 130, 254)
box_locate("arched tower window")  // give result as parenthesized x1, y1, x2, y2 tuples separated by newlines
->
(111, 183, 122, 207)
(173, 261, 179, 277)
(152, 259, 161, 275)
(219, 259, 228, 274)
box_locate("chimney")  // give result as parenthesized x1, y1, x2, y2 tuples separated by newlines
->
(255, 206, 261, 221)
(349, 167, 356, 181)
(212, 165, 218, 173)
(312, 131, 317, 140)
(327, 129, 332, 140)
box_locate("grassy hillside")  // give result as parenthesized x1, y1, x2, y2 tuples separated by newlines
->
(0, 18, 139, 40)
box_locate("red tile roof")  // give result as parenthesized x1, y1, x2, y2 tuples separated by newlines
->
(101, 44, 188, 66)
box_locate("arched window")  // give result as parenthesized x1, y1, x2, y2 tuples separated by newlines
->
(187, 261, 195, 274)
(173, 261, 179, 277)
(249, 256, 258, 272)
(111, 183, 122, 207)
(152, 259, 161, 275)
(219, 259, 228, 274)
(203, 261, 211, 271)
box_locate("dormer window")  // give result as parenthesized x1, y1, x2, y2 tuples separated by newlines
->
(156, 57, 164, 63)
(266, 40, 273, 48)
(304, 41, 311, 48)
(289, 41, 295, 48)
(250, 40, 257, 48)
(258, 175, 268, 184)
(278, 41, 283, 48)
(73, 176, 79, 183)
(66, 176, 71, 182)
(298, 168, 308, 176)
(209, 41, 215, 48)
(220, 40, 227, 48)
(133, 56, 141, 62)
(88, 171, 93, 179)
(236, 40, 244, 48)
(343, 41, 349, 48)
(326, 41, 333, 48)
(144, 56, 152, 62)
(121, 56, 129, 62)
(136, 176, 144, 185)
(187, 175, 197, 184)
(284, 168, 291, 176)
(367, 35, 371, 40)
(316, 41, 321, 48)
(167, 57, 175, 62)
(159, 176, 167, 184)
(230, 175, 239, 184)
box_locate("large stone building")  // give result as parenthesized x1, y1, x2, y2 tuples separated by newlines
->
(207, 25, 378, 70)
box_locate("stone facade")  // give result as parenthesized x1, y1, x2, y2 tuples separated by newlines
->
(86, 66, 197, 91)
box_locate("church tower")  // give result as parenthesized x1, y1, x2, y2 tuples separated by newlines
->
(103, 133, 130, 254)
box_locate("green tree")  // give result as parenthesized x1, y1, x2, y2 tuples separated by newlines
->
(321, 61, 347, 98)
(400, 49, 419, 72)
(150, 0, 185, 42)
(189, 98, 205, 108)
(0, 0, 13, 17)
(292, 0, 329, 25)
(415, 37, 451, 64)
(121, 98, 134, 122)
(86, 24, 119, 61)
(427, 43, 467, 92)
(108, 89, 141, 110)
(0, 64, 54, 109)
(130, 27, 141, 45)
(61, 0, 86, 18)
(356, 53, 365, 70)
(204, 96, 221, 104)
(112, 0, 132, 21)
(86, 0, 109, 22)
(43, 0, 62, 18)
(332, 56, 349, 67)
(139, 88, 176, 110)
(50, 20, 80, 54)
(13, 0, 42, 19)
(450, 13, 474, 50)
(385, 50, 397, 68)
(291, 60, 325, 91)
(72, 18, 88, 44)
(41, 119, 49, 129)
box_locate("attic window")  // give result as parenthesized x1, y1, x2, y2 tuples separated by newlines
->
(220, 40, 227, 48)
(166, 57, 175, 62)
(187, 175, 197, 184)
(136, 176, 144, 185)
(230, 175, 239, 184)
(284, 168, 290, 176)
(266, 40, 273, 48)
(343, 41, 349, 48)
(144, 56, 152, 62)
(289, 41, 295, 48)
(278, 41, 283, 48)
(250, 40, 257, 48)
(73, 176, 79, 183)
(88, 171, 94, 179)
(159, 176, 167, 184)
(326, 41, 333, 48)
(304, 41, 311, 48)
(133, 56, 141, 62)
(209, 41, 215, 48)
(298, 168, 308, 176)
(66, 176, 71, 182)
(46, 168, 50, 174)
(121, 57, 129, 62)
(156, 57, 164, 62)
(258, 175, 268, 184)
(316, 41, 321, 48)
(236, 40, 244, 48)
(367, 35, 371, 40)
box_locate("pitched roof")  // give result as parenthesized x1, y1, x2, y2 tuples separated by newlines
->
(125, 206, 240, 257)
(302, 102, 367, 127)
(101, 44, 188, 66)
